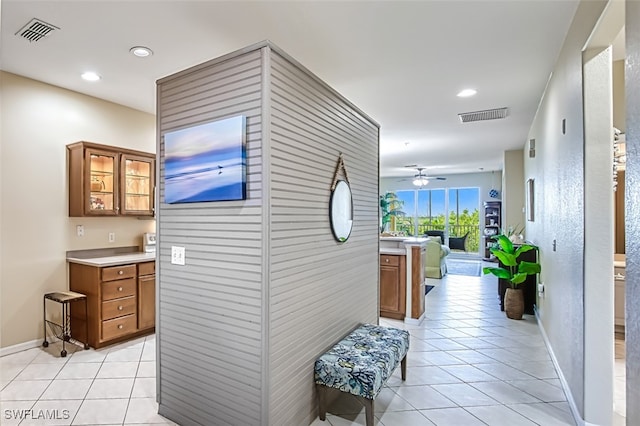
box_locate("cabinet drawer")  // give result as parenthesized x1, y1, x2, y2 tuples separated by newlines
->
(138, 261, 155, 276)
(102, 264, 136, 281)
(102, 314, 137, 340)
(102, 296, 136, 321)
(101, 278, 136, 301)
(380, 255, 400, 266)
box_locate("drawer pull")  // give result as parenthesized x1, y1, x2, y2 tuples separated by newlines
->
(118, 270, 124, 275)
(118, 287, 123, 292)
(118, 306, 123, 311)
(615, 273, 625, 280)
(118, 324, 123, 329)
(385, 258, 389, 263)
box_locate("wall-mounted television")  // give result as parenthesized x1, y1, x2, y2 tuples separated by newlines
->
(164, 115, 246, 203)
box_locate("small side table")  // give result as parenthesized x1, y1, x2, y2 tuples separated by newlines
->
(43, 291, 90, 357)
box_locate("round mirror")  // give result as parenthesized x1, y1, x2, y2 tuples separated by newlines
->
(330, 180, 353, 242)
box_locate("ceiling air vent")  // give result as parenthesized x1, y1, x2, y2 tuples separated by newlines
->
(15, 18, 59, 42)
(458, 107, 509, 123)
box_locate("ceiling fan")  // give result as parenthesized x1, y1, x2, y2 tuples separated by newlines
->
(399, 167, 447, 187)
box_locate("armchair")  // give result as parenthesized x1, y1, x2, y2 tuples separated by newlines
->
(424, 237, 450, 279)
(448, 232, 469, 252)
(423, 230, 445, 244)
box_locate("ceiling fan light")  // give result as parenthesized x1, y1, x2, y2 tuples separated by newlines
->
(413, 177, 429, 186)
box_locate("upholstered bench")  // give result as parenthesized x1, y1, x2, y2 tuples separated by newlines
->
(314, 323, 410, 426)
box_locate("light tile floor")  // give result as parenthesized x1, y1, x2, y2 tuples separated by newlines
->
(1, 267, 626, 426)
(320, 269, 579, 426)
(0, 334, 174, 425)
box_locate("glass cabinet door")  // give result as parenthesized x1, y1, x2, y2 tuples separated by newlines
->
(120, 154, 155, 216)
(86, 149, 118, 215)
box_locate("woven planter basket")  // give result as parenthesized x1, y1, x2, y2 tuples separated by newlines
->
(504, 288, 524, 320)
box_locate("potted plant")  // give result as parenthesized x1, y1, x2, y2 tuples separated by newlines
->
(379, 192, 405, 234)
(482, 234, 541, 319)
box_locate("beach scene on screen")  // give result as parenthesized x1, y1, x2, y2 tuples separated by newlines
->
(164, 115, 246, 203)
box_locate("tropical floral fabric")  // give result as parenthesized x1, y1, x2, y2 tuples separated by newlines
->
(314, 323, 409, 399)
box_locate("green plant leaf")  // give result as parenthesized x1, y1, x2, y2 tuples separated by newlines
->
(482, 267, 512, 280)
(490, 249, 517, 266)
(511, 272, 528, 285)
(494, 234, 514, 254)
(514, 244, 536, 258)
(518, 261, 541, 274)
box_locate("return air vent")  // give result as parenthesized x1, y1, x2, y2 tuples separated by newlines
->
(458, 107, 509, 123)
(15, 18, 59, 42)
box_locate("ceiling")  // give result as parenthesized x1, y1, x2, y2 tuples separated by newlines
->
(1, 1, 581, 178)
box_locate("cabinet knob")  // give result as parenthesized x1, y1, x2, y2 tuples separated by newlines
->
(118, 306, 123, 311)
(118, 287, 123, 291)
(116, 207, 120, 211)
(118, 324, 123, 329)
(615, 273, 625, 280)
(385, 258, 389, 263)
(118, 270, 124, 275)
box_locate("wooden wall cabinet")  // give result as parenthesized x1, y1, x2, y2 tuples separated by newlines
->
(68, 141, 155, 217)
(380, 254, 406, 320)
(70, 260, 155, 348)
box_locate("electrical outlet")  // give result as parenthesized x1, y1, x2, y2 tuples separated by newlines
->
(538, 283, 545, 293)
(76, 225, 84, 237)
(171, 246, 185, 265)
(108, 232, 115, 243)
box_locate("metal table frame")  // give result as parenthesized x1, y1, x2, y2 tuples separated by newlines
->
(43, 291, 90, 357)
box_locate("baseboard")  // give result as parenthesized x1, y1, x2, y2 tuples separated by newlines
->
(404, 312, 425, 326)
(0, 339, 41, 357)
(534, 307, 585, 426)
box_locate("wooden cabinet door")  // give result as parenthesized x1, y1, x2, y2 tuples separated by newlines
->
(380, 255, 406, 320)
(120, 153, 155, 216)
(84, 148, 119, 215)
(137, 274, 155, 330)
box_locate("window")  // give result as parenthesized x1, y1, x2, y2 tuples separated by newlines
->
(388, 187, 480, 255)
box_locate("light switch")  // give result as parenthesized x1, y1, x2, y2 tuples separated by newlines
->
(171, 246, 186, 265)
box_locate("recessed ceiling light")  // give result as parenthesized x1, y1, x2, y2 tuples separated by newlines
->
(457, 88, 477, 98)
(81, 71, 101, 81)
(130, 46, 153, 57)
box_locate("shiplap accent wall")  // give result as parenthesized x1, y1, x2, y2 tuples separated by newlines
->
(268, 50, 379, 425)
(156, 42, 379, 425)
(156, 48, 265, 426)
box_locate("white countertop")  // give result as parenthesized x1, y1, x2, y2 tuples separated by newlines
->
(380, 248, 406, 255)
(67, 252, 156, 267)
(380, 236, 428, 245)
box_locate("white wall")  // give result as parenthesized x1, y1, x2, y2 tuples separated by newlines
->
(503, 150, 525, 233)
(0, 72, 156, 348)
(524, 0, 607, 421)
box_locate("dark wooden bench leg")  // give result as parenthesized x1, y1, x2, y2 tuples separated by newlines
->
(401, 355, 407, 380)
(359, 396, 374, 426)
(316, 384, 327, 421)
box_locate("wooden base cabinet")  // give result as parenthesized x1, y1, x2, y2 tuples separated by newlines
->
(70, 261, 155, 348)
(380, 254, 406, 320)
(137, 262, 155, 330)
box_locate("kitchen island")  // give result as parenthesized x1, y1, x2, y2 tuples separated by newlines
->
(380, 237, 428, 324)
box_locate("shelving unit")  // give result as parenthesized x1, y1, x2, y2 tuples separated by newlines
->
(483, 201, 502, 261)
